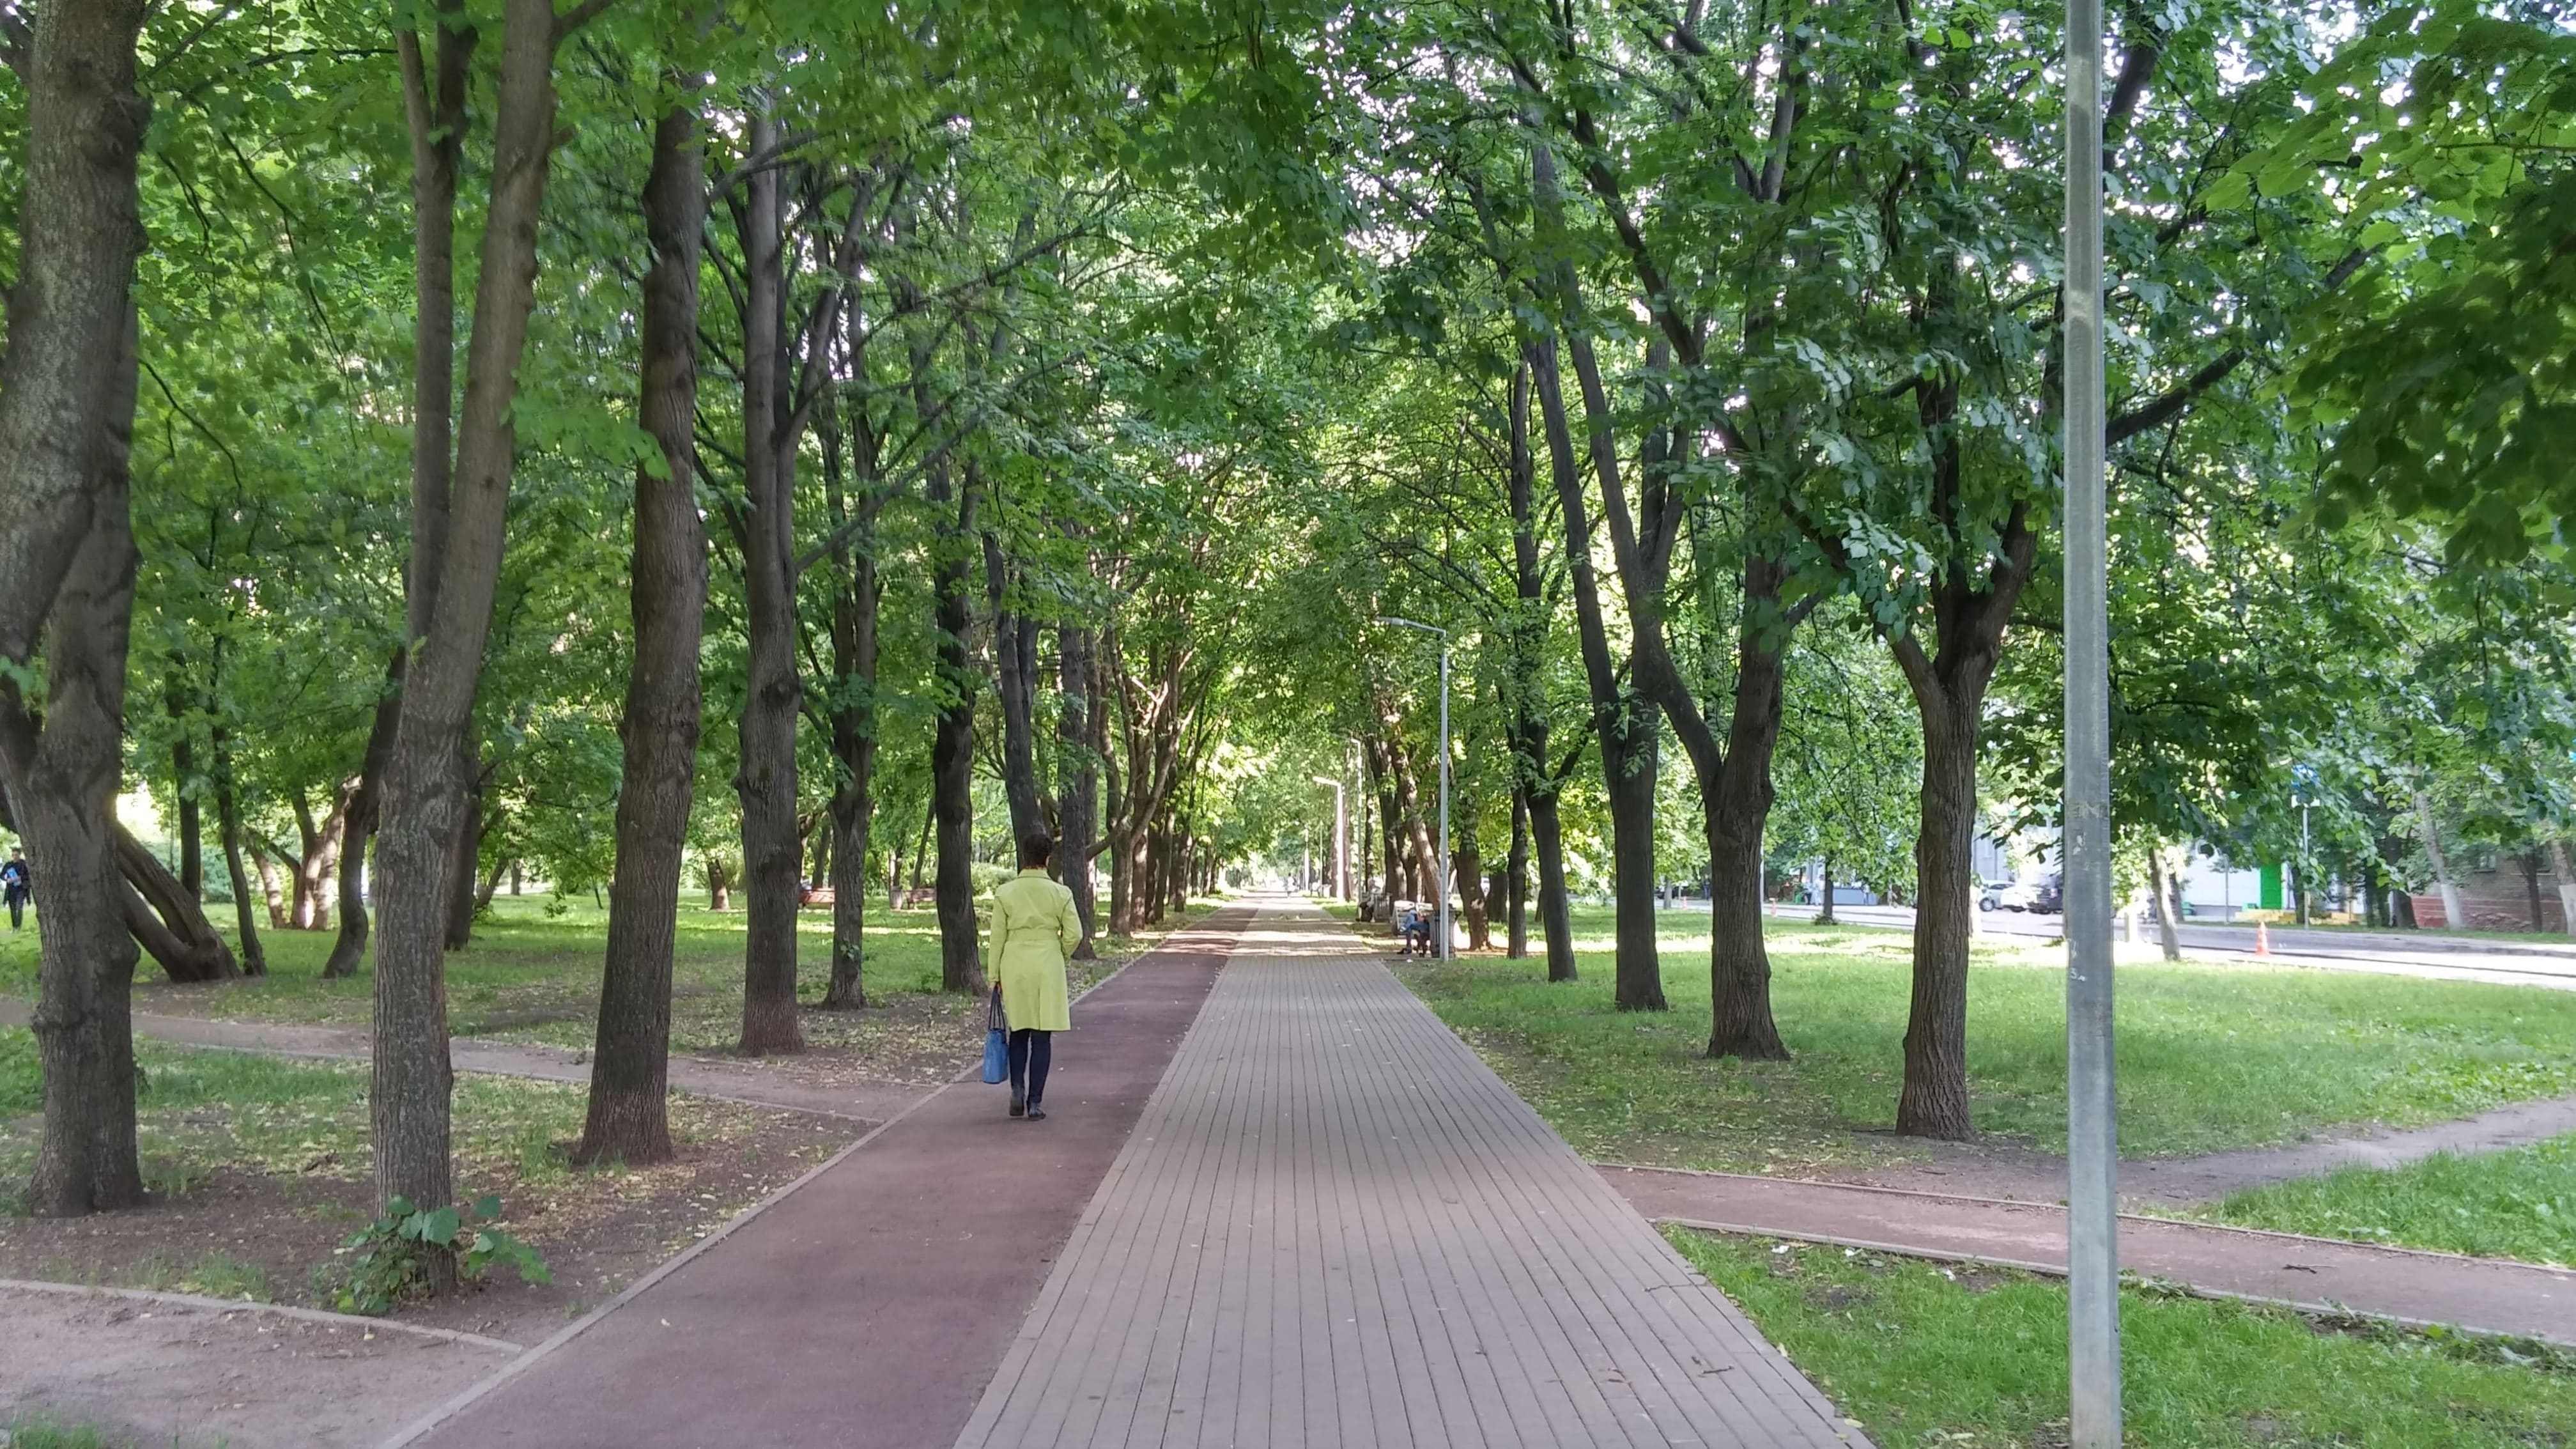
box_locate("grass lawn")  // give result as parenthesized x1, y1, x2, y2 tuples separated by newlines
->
(1674, 1229, 2576, 1448)
(0, 894, 1214, 1068)
(2200, 1135, 2576, 1267)
(1394, 907, 2576, 1175)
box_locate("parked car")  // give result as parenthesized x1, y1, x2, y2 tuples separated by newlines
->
(2032, 873, 2063, 913)
(1980, 879, 2040, 912)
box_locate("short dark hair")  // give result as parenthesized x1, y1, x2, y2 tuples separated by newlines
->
(1019, 832, 1056, 869)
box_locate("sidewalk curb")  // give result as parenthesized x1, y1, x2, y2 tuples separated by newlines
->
(0, 1277, 525, 1354)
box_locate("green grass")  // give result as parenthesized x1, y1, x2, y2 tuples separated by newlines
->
(1, 1420, 123, 1449)
(1395, 908, 2576, 1174)
(0, 1022, 651, 1214)
(1673, 1230, 2576, 1448)
(1, 894, 1207, 1062)
(2201, 1135, 2576, 1266)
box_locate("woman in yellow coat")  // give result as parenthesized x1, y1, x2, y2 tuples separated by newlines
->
(989, 832, 1083, 1119)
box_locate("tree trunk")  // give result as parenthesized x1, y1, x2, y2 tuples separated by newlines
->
(2416, 789, 2464, 929)
(1897, 685, 1982, 1141)
(2551, 841, 2576, 940)
(1525, 324, 1661, 1008)
(210, 717, 265, 977)
(441, 769, 482, 950)
(1527, 784, 1576, 981)
(577, 96, 705, 1167)
(167, 667, 202, 901)
(6, 270, 150, 1218)
(1818, 859, 1836, 924)
(985, 531, 1045, 846)
(116, 823, 237, 981)
(1505, 784, 1530, 959)
(2524, 852, 2545, 933)
(1458, 841, 1488, 950)
(2148, 842, 2182, 961)
(371, 0, 566, 1253)
(322, 669, 397, 979)
(249, 840, 288, 929)
(706, 855, 732, 911)
(293, 782, 350, 931)
(929, 458, 982, 991)
(1699, 589, 1789, 1059)
(820, 402, 882, 1011)
(1056, 626, 1099, 958)
(730, 112, 805, 1056)
(907, 799, 931, 903)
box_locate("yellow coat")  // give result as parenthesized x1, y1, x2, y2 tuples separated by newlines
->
(987, 868, 1081, 1033)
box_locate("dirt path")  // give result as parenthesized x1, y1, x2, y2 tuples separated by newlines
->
(1842, 1090, 2576, 1205)
(1605, 1166, 2576, 1347)
(0, 1283, 516, 1448)
(0, 999, 936, 1124)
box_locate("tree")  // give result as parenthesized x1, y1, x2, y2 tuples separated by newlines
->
(0, 0, 155, 1218)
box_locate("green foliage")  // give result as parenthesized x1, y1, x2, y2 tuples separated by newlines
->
(2264, 2, 2576, 563)
(332, 1192, 549, 1316)
(1671, 1231, 2576, 1448)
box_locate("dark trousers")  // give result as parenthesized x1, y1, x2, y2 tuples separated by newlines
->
(1008, 1028, 1053, 1106)
(6, 894, 20, 929)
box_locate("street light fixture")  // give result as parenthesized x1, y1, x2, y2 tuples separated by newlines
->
(1376, 616, 1451, 959)
(1311, 775, 1349, 901)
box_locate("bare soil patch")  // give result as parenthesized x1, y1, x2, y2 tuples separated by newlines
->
(0, 1103, 851, 1346)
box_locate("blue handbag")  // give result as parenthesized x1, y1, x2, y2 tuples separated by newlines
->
(981, 984, 1009, 1085)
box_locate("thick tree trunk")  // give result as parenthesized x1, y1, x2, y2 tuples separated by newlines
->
(706, 855, 732, 911)
(929, 463, 982, 993)
(2525, 853, 2545, 933)
(578, 98, 706, 1166)
(211, 719, 265, 977)
(7, 293, 150, 1217)
(1056, 626, 1099, 958)
(730, 112, 805, 1055)
(1818, 859, 1836, 924)
(1603, 709, 1667, 1010)
(1897, 686, 1982, 1141)
(372, 0, 564, 1250)
(2148, 843, 2183, 961)
(1505, 785, 1530, 959)
(293, 783, 350, 930)
(1700, 593, 1789, 1059)
(115, 823, 236, 982)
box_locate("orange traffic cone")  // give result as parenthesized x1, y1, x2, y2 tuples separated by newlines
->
(2254, 921, 2271, 957)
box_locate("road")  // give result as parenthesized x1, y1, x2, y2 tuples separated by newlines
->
(1747, 901, 2576, 990)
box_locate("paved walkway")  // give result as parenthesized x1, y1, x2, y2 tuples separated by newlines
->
(954, 903, 1863, 1449)
(390, 910, 1243, 1449)
(1607, 1167, 2576, 1347)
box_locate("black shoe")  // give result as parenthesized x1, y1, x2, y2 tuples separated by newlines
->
(1026, 1105, 1047, 1121)
(1009, 1094, 1026, 1118)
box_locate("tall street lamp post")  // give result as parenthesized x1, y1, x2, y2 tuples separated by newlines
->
(2063, 0, 2120, 1441)
(1312, 775, 1349, 901)
(1376, 616, 1451, 959)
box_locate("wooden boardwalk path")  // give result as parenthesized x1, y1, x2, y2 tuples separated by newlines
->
(954, 901, 1865, 1449)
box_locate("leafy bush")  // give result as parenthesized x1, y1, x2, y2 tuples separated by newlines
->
(332, 1192, 550, 1315)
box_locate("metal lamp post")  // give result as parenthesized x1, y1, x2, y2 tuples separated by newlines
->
(1313, 775, 1350, 901)
(1377, 616, 1452, 959)
(2063, 0, 2120, 1441)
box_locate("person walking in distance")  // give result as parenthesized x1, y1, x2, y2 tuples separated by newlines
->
(989, 832, 1081, 1120)
(2, 851, 27, 931)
